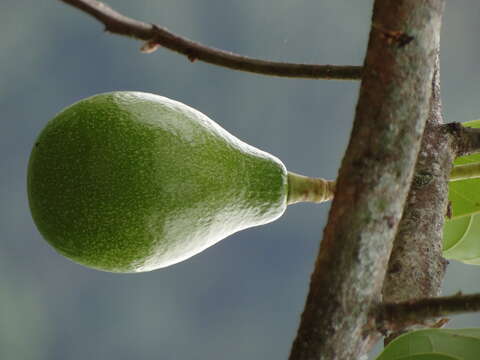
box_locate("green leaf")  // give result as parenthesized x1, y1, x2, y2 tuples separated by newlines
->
(443, 216, 472, 251)
(448, 120, 480, 219)
(442, 120, 480, 264)
(443, 214, 480, 263)
(449, 180, 480, 218)
(375, 328, 480, 360)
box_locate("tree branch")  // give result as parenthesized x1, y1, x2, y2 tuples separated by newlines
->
(444, 122, 480, 157)
(288, 1, 445, 359)
(377, 293, 480, 333)
(382, 50, 451, 343)
(59, 0, 363, 80)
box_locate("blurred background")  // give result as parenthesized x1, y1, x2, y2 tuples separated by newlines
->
(1, 1, 479, 359)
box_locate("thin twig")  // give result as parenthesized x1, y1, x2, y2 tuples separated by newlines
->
(59, 0, 363, 80)
(444, 122, 480, 157)
(377, 293, 480, 333)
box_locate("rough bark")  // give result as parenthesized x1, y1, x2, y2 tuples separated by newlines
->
(382, 53, 452, 341)
(385, 63, 449, 284)
(289, 1, 445, 359)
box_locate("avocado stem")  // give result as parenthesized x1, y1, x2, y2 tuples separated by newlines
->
(287, 172, 335, 205)
(286, 162, 480, 205)
(450, 162, 480, 182)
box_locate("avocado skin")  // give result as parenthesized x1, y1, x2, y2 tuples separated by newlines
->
(28, 92, 287, 272)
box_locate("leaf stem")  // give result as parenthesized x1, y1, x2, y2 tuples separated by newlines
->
(450, 162, 480, 182)
(287, 172, 335, 205)
(286, 161, 480, 206)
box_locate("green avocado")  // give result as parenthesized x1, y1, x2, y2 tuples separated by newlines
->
(28, 92, 289, 273)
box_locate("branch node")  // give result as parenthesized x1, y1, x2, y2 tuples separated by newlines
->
(140, 41, 160, 53)
(444, 122, 480, 157)
(186, 50, 197, 63)
(372, 23, 414, 47)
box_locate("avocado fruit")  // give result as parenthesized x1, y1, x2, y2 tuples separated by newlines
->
(28, 92, 289, 273)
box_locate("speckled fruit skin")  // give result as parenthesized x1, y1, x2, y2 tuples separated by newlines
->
(28, 92, 287, 273)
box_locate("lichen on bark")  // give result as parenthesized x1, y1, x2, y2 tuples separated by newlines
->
(382, 53, 455, 340)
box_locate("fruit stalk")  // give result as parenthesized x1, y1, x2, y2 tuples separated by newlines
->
(287, 172, 335, 205)
(450, 162, 480, 182)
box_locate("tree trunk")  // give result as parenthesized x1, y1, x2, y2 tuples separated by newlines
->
(289, 1, 446, 359)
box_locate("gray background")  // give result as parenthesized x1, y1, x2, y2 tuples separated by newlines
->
(1, 1, 479, 359)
